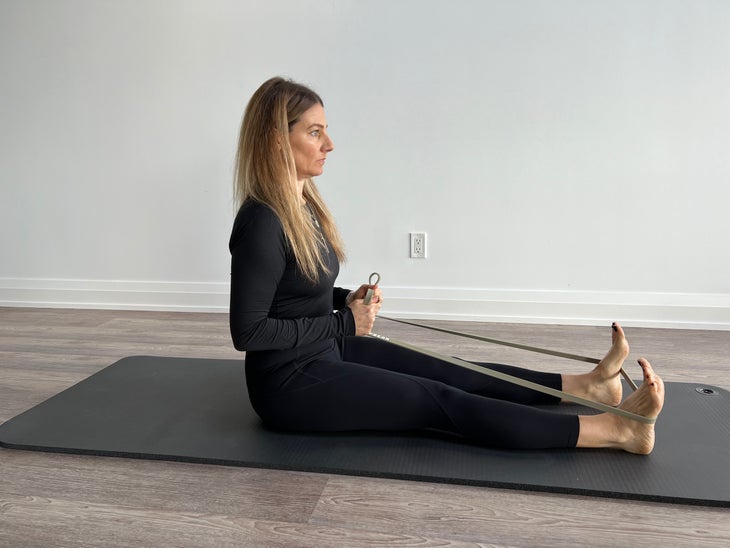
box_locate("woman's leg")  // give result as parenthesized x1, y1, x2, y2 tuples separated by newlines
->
(250, 348, 663, 452)
(344, 322, 634, 408)
(255, 356, 580, 449)
(340, 336, 563, 406)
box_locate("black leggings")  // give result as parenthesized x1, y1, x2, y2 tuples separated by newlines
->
(245, 336, 580, 449)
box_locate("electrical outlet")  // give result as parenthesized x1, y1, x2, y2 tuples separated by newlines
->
(410, 232, 427, 258)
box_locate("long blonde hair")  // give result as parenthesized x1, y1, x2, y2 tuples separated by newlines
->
(234, 77, 346, 282)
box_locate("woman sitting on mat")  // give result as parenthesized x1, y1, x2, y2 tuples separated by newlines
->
(228, 76, 664, 454)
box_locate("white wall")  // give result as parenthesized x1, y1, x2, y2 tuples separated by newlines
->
(1, 0, 729, 329)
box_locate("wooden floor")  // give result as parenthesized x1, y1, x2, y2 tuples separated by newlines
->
(1, 307, 728, 547)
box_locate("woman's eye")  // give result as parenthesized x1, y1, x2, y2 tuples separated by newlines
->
(310, 130, 320, 137)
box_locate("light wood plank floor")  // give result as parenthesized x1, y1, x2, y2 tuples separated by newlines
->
(1, 307, 728, 547)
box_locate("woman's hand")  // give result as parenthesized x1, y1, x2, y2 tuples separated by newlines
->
(347, 284, 383, 336)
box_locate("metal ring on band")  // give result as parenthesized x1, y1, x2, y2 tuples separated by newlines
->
(363, 272, 380, 305)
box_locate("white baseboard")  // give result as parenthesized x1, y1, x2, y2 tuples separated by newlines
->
(380, 286, 730, 330)
(1, 278, 729, 330)
(0, 278, 229, 313)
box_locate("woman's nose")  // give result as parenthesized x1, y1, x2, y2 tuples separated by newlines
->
(323, 134, 334, 152)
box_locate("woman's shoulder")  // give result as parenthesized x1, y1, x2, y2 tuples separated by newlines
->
(235, 199, 283, 227)
(229, 199, 284, 249)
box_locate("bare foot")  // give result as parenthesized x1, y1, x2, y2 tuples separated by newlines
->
(563, 322, 629, 406)
(614, 358, 665, 454)
(576, 358, 664, 454)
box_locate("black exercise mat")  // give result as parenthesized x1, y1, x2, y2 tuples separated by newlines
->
(1, 356, 728, 507)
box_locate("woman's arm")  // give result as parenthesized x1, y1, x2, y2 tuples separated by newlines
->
(332, 287, 351, 310)
(229, 204, 356, 352)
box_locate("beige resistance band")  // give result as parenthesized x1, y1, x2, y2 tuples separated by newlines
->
(379, 315, 639, 391)
(368, 323, 654, 424)
(359, 272, 651, 423)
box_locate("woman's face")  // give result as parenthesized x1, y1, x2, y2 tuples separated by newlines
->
(288, 103, 334, 181)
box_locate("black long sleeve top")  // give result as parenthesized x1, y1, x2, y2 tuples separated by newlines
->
(229, 200, 355, 353)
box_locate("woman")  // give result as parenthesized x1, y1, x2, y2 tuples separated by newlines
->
(229, 77, 664, 453)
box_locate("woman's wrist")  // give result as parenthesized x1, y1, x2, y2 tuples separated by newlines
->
(345, 290, 355, 306)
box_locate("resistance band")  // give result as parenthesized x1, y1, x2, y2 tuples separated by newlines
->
(379, 315, 639, 391)
(364, 273, 652, 424)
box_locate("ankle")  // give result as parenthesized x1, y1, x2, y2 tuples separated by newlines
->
(561, 372, 595, 401)
(577, 414, 626, 449)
